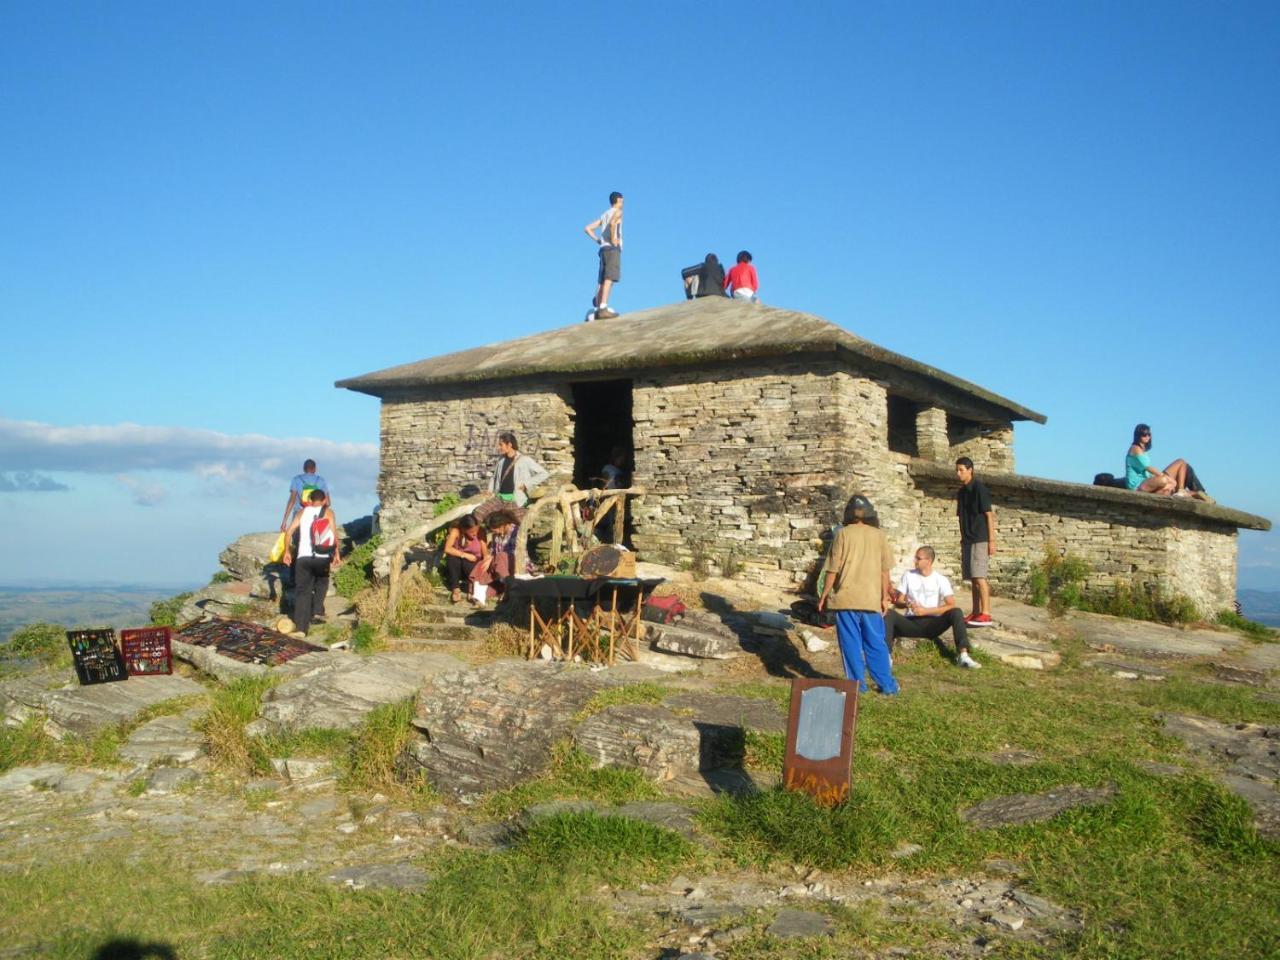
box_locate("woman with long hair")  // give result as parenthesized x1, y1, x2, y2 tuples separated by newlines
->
(1125, 424, 1212, 501)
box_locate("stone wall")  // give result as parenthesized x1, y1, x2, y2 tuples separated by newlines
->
(376, 382, 574, 539)
(629, 361, 918, 589)
(906, 465, 1238, 614)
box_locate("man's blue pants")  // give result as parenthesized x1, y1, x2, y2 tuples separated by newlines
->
(834, 610, 899, 695)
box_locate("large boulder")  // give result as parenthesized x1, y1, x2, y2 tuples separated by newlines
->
(245, 651, 463, 736)
(41, 674, 205, 740)
(403, 660, 612, 801)
(219, 532, 280, 582)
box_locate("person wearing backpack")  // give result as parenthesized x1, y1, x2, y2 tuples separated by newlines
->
(283, 488, 342, 637)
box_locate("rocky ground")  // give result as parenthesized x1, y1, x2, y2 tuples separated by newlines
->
(1, 532, 1276, 958)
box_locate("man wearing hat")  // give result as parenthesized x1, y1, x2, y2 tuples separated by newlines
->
(817, 494, 899, 695)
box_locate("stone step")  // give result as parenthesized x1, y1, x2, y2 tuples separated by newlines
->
(394, 623, 490, 645)
(410, 603, 498, 627)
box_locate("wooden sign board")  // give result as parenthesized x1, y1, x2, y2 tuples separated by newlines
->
(782, 678, 859, 806)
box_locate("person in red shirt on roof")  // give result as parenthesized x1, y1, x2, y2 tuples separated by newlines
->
(724, 250, 759, 302)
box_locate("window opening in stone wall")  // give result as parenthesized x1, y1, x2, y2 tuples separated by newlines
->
(887, 395, 920, 457)
(570, 379, 635, 543)
(947, 413, 983, 448)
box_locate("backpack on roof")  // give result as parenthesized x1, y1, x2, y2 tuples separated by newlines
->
(309, 508, 337, 558)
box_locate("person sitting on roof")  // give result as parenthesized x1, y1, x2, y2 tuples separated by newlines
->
(683, 253, 727, 299)
(1125, 423, 1213, 502)
(724, 250, 759, 302)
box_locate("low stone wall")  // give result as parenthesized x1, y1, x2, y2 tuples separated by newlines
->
(906, 461, 1255, 614)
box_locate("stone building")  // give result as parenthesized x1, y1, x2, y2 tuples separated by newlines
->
(338, 298, 1268, 613)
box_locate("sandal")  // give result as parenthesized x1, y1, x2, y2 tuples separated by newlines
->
(1193, 491, 1215, 504)
(450, 588, 462, 604)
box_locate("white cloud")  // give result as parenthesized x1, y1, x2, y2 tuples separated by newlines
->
(116, 474, 169, 506)
(0, 471, 69, 492)
(0, 417, 377, 498)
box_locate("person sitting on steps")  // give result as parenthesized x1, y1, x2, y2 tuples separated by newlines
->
(884, 545, 980, 669)
(441, 514, 489, 605)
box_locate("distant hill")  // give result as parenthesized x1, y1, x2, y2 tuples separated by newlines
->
(0, 584, 197, 642)
(1238, 589, 1280, 628)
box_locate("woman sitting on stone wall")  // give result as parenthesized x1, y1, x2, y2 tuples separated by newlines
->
(1125, 423, 1213, 502)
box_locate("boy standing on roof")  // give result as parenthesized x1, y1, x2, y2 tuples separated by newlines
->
(584, 191, 624, 321)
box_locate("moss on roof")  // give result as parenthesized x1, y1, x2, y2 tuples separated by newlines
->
(336, 298, 1046, 423)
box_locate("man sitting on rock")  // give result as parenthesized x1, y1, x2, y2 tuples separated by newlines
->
(885, 545, 980, 669)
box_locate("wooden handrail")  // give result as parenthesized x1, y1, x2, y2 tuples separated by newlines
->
(382, 482, 646, 630)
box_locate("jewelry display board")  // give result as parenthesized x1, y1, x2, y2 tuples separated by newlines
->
(66, 629, 128, 686)
(119, 627, 173, 676)
(176, 619, 324, 666)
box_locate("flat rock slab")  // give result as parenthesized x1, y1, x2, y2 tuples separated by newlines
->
(405, 660, 613, 800)
(172, 638, 271, 683)
(967, 631, 1061, 670)
(119, 708, 207, 767)
(145, 766, 201, 795)
(326, 862, 432, 891)
(961, 783, 1118, 829)
(664, 692, 787, 734)
(650, 623, 742, 659)
(575, 703, 748, 781)
(41, 674, 205, 739)
(0, 669, 77, 726)
(0, 763, 71, 792)
(1161, 714, 1279, 782)
(1232, 643, 1280, 674)
(247, 651, 463, 735)
(1221, 774, 1280, 841)
(1068, 614, 1244, 660)
(612, 801, 700, 838)
(767, 908, 834, 939)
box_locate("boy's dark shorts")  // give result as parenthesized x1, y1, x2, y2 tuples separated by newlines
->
(598, 246, 621, 283)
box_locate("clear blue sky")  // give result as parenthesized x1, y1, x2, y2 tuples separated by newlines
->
(1, 1, 1276, 591)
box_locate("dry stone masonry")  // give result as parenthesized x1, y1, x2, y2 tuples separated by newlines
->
(339, 298, 1268, 614)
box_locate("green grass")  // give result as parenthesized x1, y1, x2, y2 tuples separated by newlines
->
(0, 846, 657, 960)
(480, 742, 664, 819)
(340, 698, 429, 797)
(698, 651, 1280, 959)
(572, 681, 670, 721)
(194, 674, 279, 776)
(3, 622, 72, 668)
(149, 592, 194, 626)
(1214, 609, 1277, 642)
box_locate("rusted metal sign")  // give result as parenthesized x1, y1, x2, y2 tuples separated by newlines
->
(782, 678, 859, 806)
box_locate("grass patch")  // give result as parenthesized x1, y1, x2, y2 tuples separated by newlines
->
(0, 715, 130, 771)
(481, 742, 664, 819)
(149, 592, 194, 626)
(4, 622, 72, 668)
(340, 698, 429, 798)
(1214, 609, 1277, 642)
(572, 681, 669, 722)
(0, 846, 652, 960)
(195, 675, 278, 776)
(516, 810, 695, 885)
(333, 534, 383, 600)
(1128, 674, 1280, 725)
(350, 622, 379, 654)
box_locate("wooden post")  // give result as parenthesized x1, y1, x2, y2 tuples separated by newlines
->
(613, 494, 627, 546)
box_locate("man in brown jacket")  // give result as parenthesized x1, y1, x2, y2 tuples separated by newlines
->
(817, 494, 899, 695)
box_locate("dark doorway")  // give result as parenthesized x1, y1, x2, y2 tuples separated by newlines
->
(571, 379, 635, 541)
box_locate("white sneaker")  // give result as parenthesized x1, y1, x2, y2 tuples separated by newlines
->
(957, 652, 981, 669)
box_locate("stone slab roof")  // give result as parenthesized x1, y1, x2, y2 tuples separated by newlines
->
(336, 298, 1047, 424)
(908, 459, 1272, 532)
